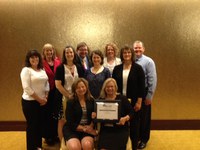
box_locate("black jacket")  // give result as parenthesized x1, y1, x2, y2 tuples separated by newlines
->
(65, 98, 95, 131)
(112, 63, 145, 105)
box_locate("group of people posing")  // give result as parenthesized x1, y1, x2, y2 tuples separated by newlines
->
(20, 41, 157, 150)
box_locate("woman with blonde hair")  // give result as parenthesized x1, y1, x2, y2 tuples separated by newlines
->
(103, 43, 121, 75)
(41, 43, 61, 145)
(97, 78, 134, 150)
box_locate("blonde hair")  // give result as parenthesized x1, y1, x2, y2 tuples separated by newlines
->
(104, 42, 119, 57)
(100, 78, 119, 99)
(42, 43, 56, 60)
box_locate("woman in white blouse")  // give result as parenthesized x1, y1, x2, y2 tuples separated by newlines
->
(103, 43, 121, 75)
(20, 50, 49, 150)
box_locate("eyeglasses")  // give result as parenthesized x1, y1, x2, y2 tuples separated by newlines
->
(79, 48, 87, 51)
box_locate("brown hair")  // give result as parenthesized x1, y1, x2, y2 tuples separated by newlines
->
(71, 78, 93, 101)
(90, 49, 104, 66)
(120, 45, 135, 62)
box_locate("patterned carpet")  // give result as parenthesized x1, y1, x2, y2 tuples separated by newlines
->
(0, 130, 200, 150)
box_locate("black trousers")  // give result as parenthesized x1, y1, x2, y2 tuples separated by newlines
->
(41, 89, 58, 139)
(130, 110, 141, 150)
(139, 102, 151, 143)
(22, 99, 42, 150)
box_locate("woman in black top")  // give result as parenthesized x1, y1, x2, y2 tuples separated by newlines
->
(97, 78, 134, 150)
(63, 78, 97, 150)
(112, 45, 145, 150)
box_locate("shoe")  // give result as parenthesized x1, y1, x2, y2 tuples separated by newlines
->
(138, 142, 146, 149)
(45, 138, 55, 145)
(54, 137, 60, 143)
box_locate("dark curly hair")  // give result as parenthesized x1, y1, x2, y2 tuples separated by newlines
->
(25, 49, 43, 69)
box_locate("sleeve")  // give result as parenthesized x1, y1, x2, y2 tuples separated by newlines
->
(112, 66, 122, 94)
(84, 69, 89, 80)
(45, 80, 50, 92)
(121, 95, 134, 120)
(106, 67, 111, 78)
(137, 65, 146, 98)
(86, 98, 95, 124)
(112, 66, 117, 80)
(146, 60, 157, 100)
(55, 65, 62, 81)
(65, 100, 79, 131)
(20, 67, 34, 96)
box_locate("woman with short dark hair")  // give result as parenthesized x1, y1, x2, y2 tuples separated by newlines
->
(85, 50, 111, 99)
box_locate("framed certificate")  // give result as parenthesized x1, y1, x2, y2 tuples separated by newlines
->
(94, 99, 121, 123)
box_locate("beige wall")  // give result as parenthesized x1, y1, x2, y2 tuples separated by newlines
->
(0, 0, 200, 121)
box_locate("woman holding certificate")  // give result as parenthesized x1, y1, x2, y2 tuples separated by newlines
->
(63, 78, 97, 150)
(112, 45, 145, 150)
(97, 78, 134, 150)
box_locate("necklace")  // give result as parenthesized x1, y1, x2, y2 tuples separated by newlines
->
(67, 64, 74, 70)
(92, 66, 101, 74)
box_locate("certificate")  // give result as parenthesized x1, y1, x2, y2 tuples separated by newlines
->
(94, 100, 121, 123)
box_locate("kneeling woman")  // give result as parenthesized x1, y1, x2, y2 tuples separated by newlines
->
(63, 78, 97, 150)
(98, 78, 134, 150)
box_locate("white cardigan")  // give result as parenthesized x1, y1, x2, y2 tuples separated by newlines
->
(103, 57, 121, 75)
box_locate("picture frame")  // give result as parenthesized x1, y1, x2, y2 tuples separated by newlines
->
(94, 99, 121, 123)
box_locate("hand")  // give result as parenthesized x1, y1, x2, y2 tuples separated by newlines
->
(118, 117, 127, 125)
(67, 94, 73, 99)
(83, 125, 98, 136)
(39, 98, 47, 106)
(91, 112, 96, 119)
(145, 99, 152, 105)
(134, 102, 141, 112)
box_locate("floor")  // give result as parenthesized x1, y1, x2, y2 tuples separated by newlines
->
(0, 130, 200, 150)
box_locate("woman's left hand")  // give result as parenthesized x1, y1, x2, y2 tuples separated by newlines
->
(134, 102, 141, 112)
(91, 112, 96, 119)
(118, 117, 127, 125)
(84, 125, 98, 136)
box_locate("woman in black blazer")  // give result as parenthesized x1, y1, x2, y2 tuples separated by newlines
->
(63, 78, 97, 150)
(112, 45, 145, 150)
(97, 78, 134, 150)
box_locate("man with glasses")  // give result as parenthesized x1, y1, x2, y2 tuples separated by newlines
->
(133, 40, 157, 149)
(76, 42, 92, 77)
